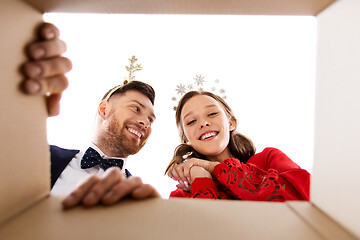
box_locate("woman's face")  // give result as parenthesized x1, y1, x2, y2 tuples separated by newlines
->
(180, 94, 235, 162)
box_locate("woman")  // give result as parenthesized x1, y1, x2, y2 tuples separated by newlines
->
(165, 91, 310, 201)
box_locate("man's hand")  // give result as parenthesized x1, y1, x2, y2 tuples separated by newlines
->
(21, 22, 72, 116)
(62, 167, 160, 209)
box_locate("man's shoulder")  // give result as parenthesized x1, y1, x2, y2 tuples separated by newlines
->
(50, 145, 80, 166)
(50, 145, 81, 188)
(50, 145, 80, 158)
(50, 145, 80, 153)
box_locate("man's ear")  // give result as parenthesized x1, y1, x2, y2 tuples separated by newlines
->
(98, 100, 109, 120)
(229, 118, 236, 131)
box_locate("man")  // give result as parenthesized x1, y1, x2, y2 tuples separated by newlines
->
(21, 23, 159, 209)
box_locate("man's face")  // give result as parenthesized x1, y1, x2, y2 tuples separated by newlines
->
(103, 90, 155, 157)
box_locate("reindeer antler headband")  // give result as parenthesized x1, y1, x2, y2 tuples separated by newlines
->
(103, 56, 143, 101)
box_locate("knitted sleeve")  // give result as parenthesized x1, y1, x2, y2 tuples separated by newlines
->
(212, 156, 310, 201)
(169, 178, 228, 199)
(170, 148, 310, 201)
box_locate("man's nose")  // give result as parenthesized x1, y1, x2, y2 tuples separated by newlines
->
(139, 117, 150, 128)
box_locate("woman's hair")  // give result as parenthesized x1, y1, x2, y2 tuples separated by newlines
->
(165, 91, 256, 174)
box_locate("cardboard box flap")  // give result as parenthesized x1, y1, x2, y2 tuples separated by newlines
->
(287, 201, 357, 240)
(24, 0, 335, 16)
(0, 0, 49, 226)
(0, 196, 325, 240)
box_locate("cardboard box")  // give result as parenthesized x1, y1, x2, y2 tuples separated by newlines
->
(0, 0, 359, 239)
(0, 197, 355, 240)
(24, 0, 334, 15)
(312, 0, 360, 236)
(0, 0, 49, 227)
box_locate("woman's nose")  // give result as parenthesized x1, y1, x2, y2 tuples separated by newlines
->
(200, 123, 210, 129)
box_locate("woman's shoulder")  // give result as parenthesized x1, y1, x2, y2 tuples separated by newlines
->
(260, 147, 283, 154)
(249, 147, 285, 160)
(247, 147, 300, 171)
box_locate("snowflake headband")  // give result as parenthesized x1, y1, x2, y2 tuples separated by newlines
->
(171, 75, 227, 111)
(103, 56, 143, 101)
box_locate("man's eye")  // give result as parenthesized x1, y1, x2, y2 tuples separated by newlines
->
(133, 106, 140, 112)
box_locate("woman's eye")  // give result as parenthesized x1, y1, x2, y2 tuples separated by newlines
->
(187, 120, 196, 126)
(209, 112, 218, 117)
(133, 106, 140, 112)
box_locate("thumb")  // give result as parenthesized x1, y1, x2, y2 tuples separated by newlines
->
(47, 93, 62, 117)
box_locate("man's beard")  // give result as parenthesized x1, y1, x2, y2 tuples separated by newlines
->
(100, 115, 147, 158)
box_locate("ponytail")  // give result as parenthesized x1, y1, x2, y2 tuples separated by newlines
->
(228, 131, 256, 163)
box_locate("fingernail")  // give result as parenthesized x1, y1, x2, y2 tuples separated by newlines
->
(28, 63, 42, 77)
(184, 181, 189, 187)
(179, 180, 184, 186)
(104, 191, 114, 199)
(172, 177, 177, 181)
(45, 29, 55, 39)
(86, 192, 96, 201)
(63, 194, 76, 206)
(32, 47, 45, 59)
(187, 177, 191, 182)
(24, 80, 41, 94)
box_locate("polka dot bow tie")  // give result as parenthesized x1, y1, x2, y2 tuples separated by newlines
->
(81, 147, 124, 171)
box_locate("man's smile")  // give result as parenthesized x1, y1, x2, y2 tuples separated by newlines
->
(127, 126, 143, 139)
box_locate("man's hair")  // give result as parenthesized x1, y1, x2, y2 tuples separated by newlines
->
(102, 81, 155, 105)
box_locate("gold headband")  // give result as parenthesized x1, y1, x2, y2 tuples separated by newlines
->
(103, 85, 122, 101)
(103, 56, 143, 101)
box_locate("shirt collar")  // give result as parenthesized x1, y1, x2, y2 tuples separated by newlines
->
(89, 142, 127, 170)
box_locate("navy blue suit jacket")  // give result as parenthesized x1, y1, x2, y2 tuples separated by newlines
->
(50, 145, 131, 189)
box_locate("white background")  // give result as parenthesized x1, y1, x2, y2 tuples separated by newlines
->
(44, 13, 317, 198)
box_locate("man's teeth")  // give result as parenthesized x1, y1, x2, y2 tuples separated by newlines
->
(201, 132, 217, 140)
(129, 128, 141, 138)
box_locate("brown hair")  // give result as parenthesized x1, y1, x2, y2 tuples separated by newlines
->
(102, 80, 155, 105)
(165, 91, 255, 174)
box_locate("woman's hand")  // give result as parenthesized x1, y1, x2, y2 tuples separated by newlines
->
(172, 166, 212, 192)
(176, 181, 192, 192)
(187, 158, 220, 173)
(189, 166, 212, 183)
(167, 158, 219, 187)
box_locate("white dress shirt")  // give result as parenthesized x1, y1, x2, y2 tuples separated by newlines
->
(51, 142, 127, 196)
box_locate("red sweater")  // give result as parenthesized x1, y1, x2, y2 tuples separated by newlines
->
(169, 148, 310, 201)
